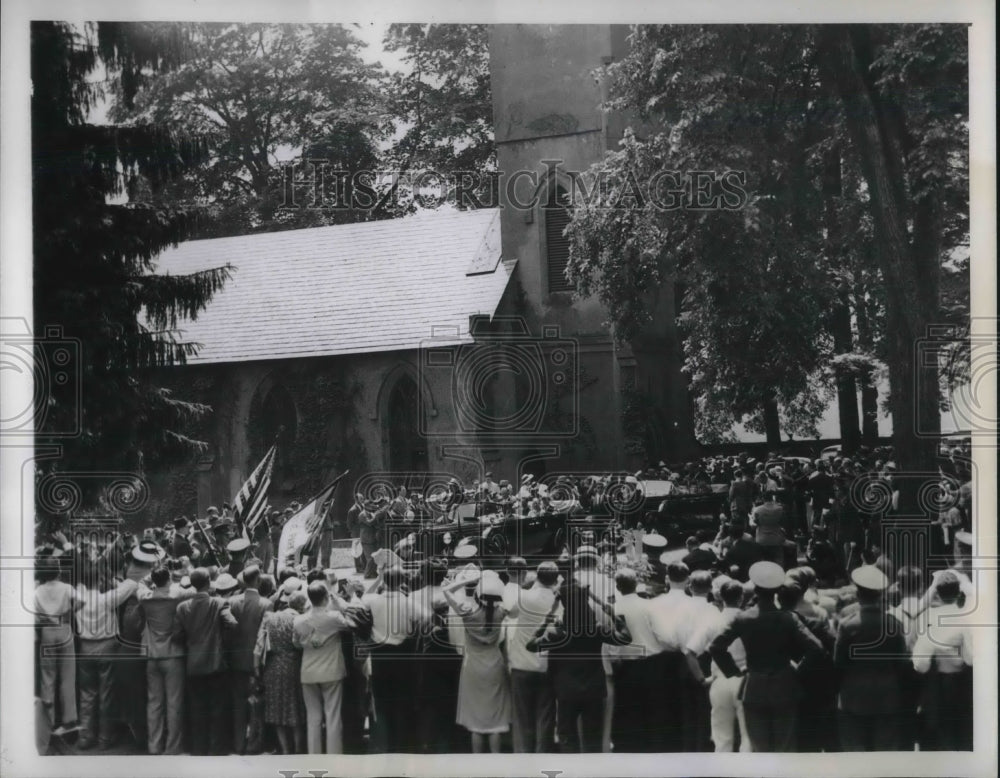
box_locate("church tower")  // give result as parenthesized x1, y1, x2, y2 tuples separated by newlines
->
(487, 24, 697, 476)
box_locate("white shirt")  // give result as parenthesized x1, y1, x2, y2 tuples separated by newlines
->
(505, 584, 557, 673)
(912, 602, 973, 674)
(683, 596, 724, 656)
(646, 587, 695, 652)
(612, 592, 661, 659)
(701, 607, 747, 674)
(75, 579, 138, 640)
(362, 590, 416, 646)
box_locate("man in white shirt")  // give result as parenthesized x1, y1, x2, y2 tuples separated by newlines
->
(645, 561, 695, 752)
(680, 570, 722, 751)
(609, 567, 661, 752)
(911, 571, 973, 751)
(75, 570, 139, 749)
(362, 567, 419, 753)
(506, 561, 558, 753)
(695, 580, 750, 752)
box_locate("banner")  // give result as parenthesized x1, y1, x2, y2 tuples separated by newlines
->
(277, 471, 348, 567)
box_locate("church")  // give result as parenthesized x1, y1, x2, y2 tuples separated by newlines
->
(145, 24, 695, 524)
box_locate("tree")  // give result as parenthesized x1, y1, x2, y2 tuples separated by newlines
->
(566, 26, 840, 447)
(31, 21, 231, 508)
(565, 24, 968, 478)
(112, 23, 387, 236)
(814, 24, 968, 490)
(380, 24, 496, 212)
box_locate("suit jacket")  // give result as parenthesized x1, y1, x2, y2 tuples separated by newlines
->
(174, 591, 238, 676)
(227, 589, 273, 673)
(358, 510, 385, 546)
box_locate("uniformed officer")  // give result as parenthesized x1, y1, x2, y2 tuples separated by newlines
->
(709, 560, 825, 752)
(833, 565, 910, 751)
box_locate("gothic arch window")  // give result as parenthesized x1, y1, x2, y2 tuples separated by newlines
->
(258, 383, 297, 489)
(385, 373, 429, 473)
(543, 184, 574, 293)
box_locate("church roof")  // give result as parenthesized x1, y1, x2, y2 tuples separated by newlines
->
(150, 208, 513, 364)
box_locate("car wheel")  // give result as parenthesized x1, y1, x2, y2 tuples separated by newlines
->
(486, 531, 508, 558)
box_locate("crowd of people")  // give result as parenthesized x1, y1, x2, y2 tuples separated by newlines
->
(33, 441, 976, 756)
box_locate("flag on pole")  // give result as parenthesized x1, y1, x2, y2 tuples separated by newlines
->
(233, 445, 276, 536)
(278, 471, 349, 567)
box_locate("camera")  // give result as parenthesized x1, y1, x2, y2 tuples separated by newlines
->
(419, 316, 578, 439)
(1, 321, 81, 437)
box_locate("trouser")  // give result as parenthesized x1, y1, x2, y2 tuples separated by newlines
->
(186, 672, 230, 755)
(838, 711, 902, 751)
(556, 697, 604, 753)
(146, 657, 185, 755)
(361, 542, 379, 579)
(115, 647, 147, 744)
(612, 657, 661, 752)
(680, 666, 712, 752)
(741, 667, 800, 752)
(230, 670, 252, 754)
(302, 680, 344, 754)
(38, 627, 76, 727)
(920, 668, 973, 751)
(369, 642, 414, 752)
(78, 638, 118, 746)
(659, 651, 686, 752)
(709, 674, 750, 752)
(510, 669, 555, 753)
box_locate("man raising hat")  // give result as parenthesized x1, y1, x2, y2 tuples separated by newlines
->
(709, 560, 824, 752)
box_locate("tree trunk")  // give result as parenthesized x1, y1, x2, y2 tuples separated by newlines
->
(853, 281, 881, 446)
(762, 390, 782, 449)
(823, 146, 861, 454)
(817, 25, 941, 517)
(831, 297, 861, 453)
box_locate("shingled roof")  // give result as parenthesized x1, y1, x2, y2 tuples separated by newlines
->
(150, 208, 514, 364)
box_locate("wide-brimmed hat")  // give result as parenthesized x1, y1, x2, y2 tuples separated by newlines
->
(213, 573, 239, 594)
(453, 543, 478, 560)
(477, 569, 504, 599)
(132, 541, 165, 564)
(279, 576, 303, 597)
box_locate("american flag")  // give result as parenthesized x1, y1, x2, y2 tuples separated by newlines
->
(233, 445, 276, 535)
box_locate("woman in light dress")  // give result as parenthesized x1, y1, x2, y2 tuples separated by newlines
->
(442, 569, 512, 753)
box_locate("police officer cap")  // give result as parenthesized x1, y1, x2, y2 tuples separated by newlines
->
(227, 537, 251, 553)
(748, 561, 785, 589)
(850, 565, 889, 591)
(643, 533, 667, 549)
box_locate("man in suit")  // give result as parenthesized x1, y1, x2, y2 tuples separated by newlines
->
(728, 469, 756, 523)
(173, 567, 239, 755)
(833, 565, 910, 750)
(358, 505, 386, 579)
(227, 564, 272, 754)
(135, 565, 186, 755)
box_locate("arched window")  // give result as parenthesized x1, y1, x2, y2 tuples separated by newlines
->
(386, 374, 429, 473)
(543, 185, 574, 293)
(260, 384, 297, 487)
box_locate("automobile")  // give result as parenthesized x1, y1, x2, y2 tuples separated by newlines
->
(819, 445, 841, 462)
(638, 481, 729, 545)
